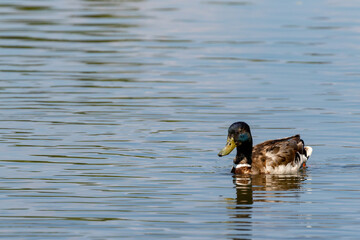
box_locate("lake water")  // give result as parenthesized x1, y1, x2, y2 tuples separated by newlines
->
(1, 0, 360, 239)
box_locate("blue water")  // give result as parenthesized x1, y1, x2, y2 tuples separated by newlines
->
(1, 0, 360, 239)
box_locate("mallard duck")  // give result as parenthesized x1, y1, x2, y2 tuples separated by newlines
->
(218, 122, 312, 174)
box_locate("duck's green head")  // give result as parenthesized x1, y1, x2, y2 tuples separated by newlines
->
(218, 121, 252, 157)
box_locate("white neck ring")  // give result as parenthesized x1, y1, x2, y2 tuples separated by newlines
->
(235, 163, 251, 168)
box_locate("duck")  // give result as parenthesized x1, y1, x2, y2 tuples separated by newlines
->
(218, 122, 312, 174)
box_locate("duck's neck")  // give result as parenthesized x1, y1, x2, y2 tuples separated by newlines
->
(234, 141, 253, 166)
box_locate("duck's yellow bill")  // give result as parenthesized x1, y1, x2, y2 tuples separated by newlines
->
(218, 137, 236, 157)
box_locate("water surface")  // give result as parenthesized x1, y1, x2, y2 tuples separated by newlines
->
(1, 0, 360, 239)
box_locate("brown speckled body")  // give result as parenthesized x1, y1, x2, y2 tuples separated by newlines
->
(248, 135, 305, 174)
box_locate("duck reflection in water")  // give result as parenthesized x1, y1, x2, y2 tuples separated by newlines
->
(226, 172, 307, 238)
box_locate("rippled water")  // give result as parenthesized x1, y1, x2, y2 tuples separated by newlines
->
(1, 0, 360, 239)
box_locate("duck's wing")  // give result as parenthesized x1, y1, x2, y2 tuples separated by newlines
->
(251, 135, 309, 174)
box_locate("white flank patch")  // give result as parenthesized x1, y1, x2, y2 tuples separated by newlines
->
(265, 152, 308, 174)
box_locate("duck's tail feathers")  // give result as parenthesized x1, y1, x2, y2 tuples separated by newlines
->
(304, 146, 313, 159)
